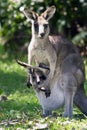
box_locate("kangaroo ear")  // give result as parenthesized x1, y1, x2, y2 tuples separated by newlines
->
(20, 7, 38, 22)
(41, 6, 56, 21)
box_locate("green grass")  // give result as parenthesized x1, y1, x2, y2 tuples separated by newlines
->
(0, 47, 87, 129)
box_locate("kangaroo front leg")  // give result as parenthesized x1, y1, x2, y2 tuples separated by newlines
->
(28, 47, 34, 65)
(38, 50, 57, 89)
(64, 88, 76, 118)
(48, 48, 57, 80)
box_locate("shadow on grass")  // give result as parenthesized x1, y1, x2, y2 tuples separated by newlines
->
(0, 69, 27, 94)
(0, 97, 40, 116)
(0, 68, 41, 117)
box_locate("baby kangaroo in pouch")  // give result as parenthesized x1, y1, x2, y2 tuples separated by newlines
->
(17, 60, 50, 97)
(20, 6, 57, 93)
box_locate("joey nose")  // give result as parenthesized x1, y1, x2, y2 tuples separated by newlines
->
(37, 81, 40, 85)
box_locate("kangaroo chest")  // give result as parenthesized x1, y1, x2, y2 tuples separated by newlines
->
(29, 38, 52, 64)
(33, 47, 49, 65)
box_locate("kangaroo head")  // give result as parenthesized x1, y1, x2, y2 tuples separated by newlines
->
(28, 69, 47, 86)
(20, 6, 56, 38)
(16, 60, 49, 86)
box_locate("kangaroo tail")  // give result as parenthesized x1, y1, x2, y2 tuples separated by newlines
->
(74, 84, 87, 116)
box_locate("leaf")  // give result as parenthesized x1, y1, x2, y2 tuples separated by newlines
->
(33, 123, 48, 129)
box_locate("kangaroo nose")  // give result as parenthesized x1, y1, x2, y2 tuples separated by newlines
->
(40, 33, 45, 37)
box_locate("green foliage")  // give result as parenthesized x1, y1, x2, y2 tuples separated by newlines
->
(72, 31, 87, 45)
(0, 0, 32, 38)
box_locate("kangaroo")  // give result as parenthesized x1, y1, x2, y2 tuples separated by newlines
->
(18, 6, 87, 118)
(17, 60, 50, 97)
(17, 59, 87, 118)
(20, 6, 57, 91)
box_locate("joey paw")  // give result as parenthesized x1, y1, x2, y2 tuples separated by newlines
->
(27, 81, 32, 88)
(45, 89, 51, 98)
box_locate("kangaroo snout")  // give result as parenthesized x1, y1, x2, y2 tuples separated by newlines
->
(38, 33, 45, 38)
(40, 33, 45, 37)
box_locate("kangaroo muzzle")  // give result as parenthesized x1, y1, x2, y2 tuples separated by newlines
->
(38, 25, 45, 38)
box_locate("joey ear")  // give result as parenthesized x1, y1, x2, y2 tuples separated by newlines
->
(41, 6, 56, 21)
(20, 7, 38, 22)
(16, 60, 43, 71)
(16, 60, 30, 68)
(16, 60, 34, 74)
(16, 60, 49, 75)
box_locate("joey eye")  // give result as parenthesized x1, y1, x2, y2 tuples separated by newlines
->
(40, 75, 46, 80)
(32, 76, 36, 80)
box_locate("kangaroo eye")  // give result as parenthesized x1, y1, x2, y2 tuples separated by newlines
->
(44, 24, 48, 28)
(34, 23, 38, 29)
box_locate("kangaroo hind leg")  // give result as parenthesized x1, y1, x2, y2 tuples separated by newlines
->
(63, 74, 77, 118)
